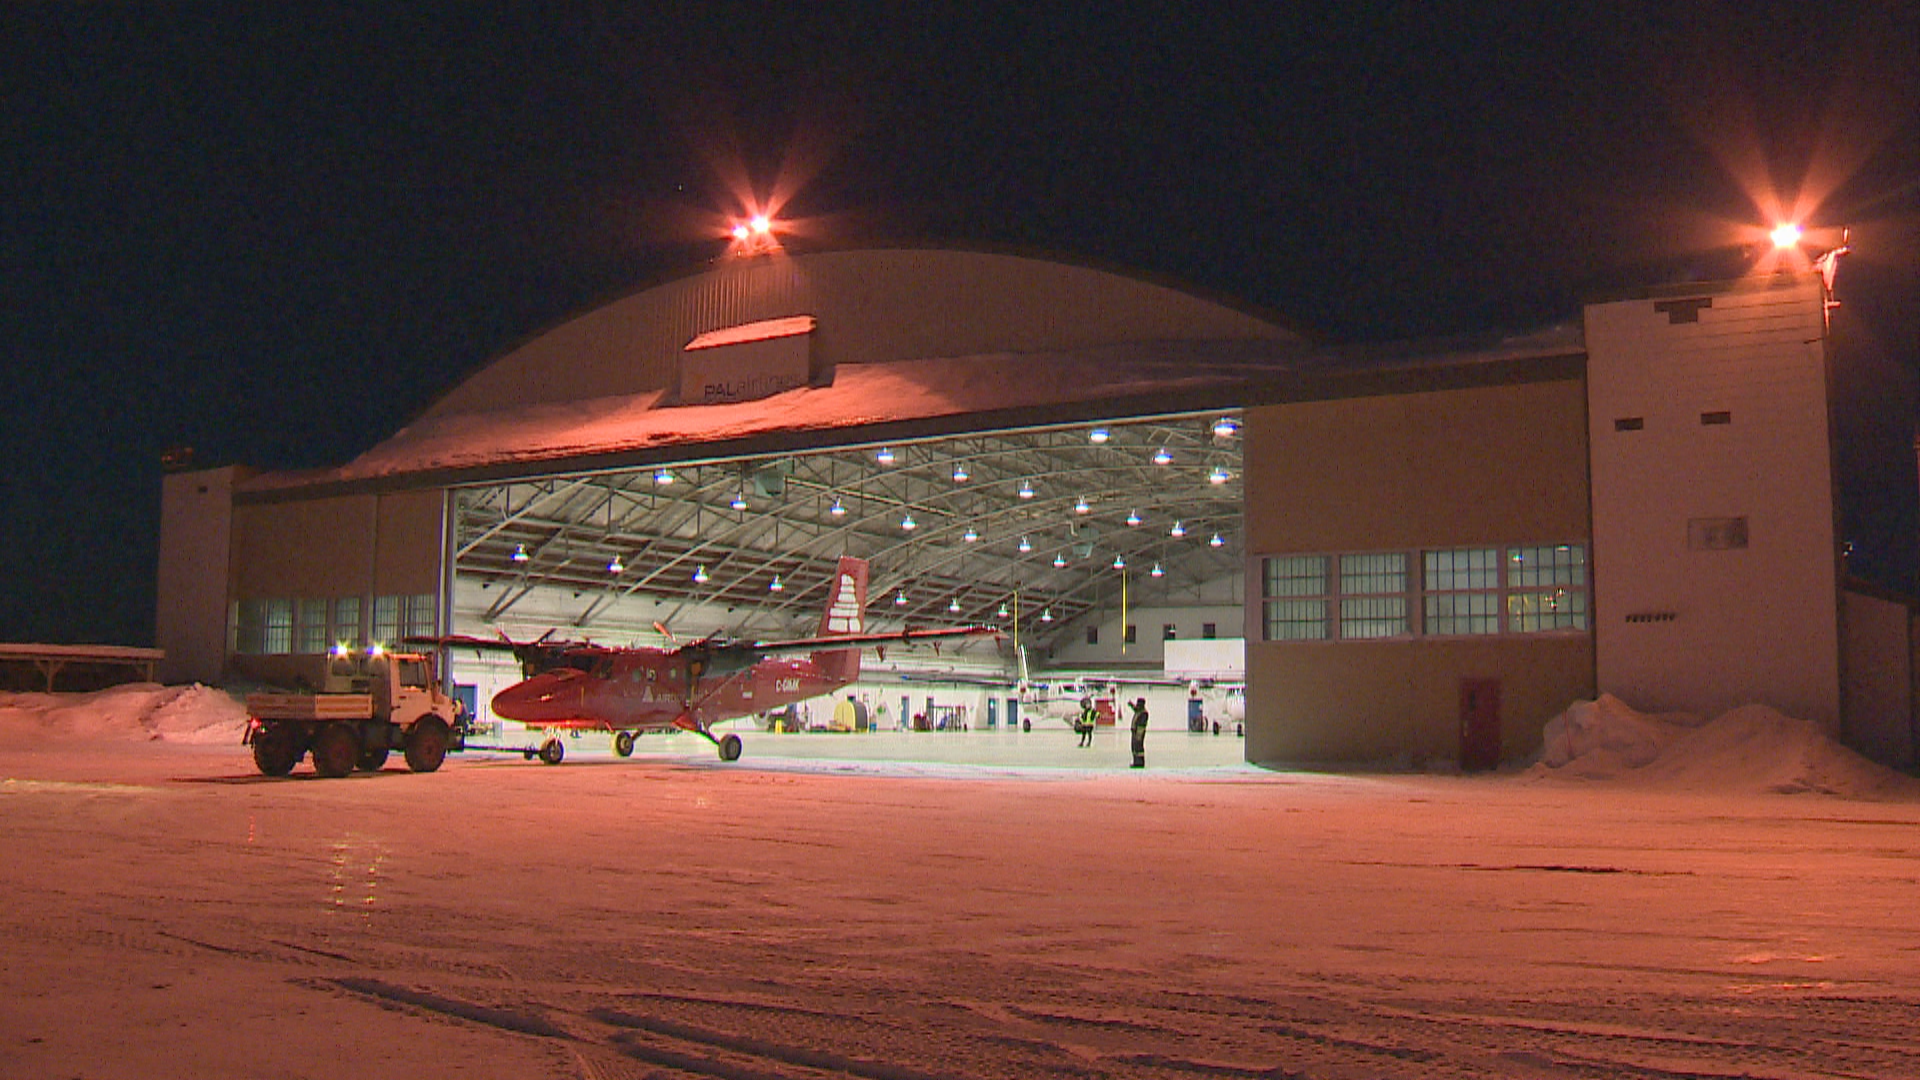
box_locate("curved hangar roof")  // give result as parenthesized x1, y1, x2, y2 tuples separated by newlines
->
(310, 246, 1308, 487)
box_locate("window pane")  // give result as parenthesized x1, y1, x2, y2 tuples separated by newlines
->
(1425, 591, 1499, 635)
(1423, 547, 1498, 591)
(234, 599, 265, 655)
(297, 598, 329, 654)
(405, 593, 437, 639)
(1508, 545, 1586, 588)
(263, 599, 293, 655)
(1264, 599, 1328, 641)
(372, 595, 401, 645)
(332, 596, 361, 648)
(1339, 596, 1407, 639)
(1339, 552, 1406, 596)
(1508, 588, 1588, 632)
(1264, 555, 1327, 598)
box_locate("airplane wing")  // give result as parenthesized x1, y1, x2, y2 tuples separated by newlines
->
(677, 624, 1000, 673)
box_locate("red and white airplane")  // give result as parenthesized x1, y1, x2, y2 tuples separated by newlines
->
(419, 557, 995, 762)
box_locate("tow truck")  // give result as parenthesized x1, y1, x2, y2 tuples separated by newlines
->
(242, 647, 469, 778)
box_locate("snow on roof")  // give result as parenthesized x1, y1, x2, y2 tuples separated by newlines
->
(1531, 692, 1920, 800)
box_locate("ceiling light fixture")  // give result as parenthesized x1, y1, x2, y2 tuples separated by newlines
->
(1018, 536, 1032, 553)
(1212, 416, 1239, 438)
(1210, 533, 1225, 548)
(1040, 608, 1054, 623)
(769, 575, 784, 592)
(876, 446, 895, 465)
(1074, 496, 1090, 514)
(607, 555, 624, 574)
(654, 468, 675, 486)
(1152, 447, 1173, 465)
(510, 543, 529, 563)
(1089, 427, 1110, 444)
(894, 590, 909, 606)
(1052, 553, 1068, 568)
(1018, 481, 1035, 499)
(1112, 554, 1126, 569)
(829, 497, 846, 517)
(1150, 561, 1164, 578)
(1170, 520, 1186, 538)
(730, 491, 748, 510)
(692, 565, 709, 584)
(948, 597, 962, 613)
(1209, 466, 1231, 485)
(1125, 509, 1142, 527)
(962, 527, 980, 542)
(952, 463, 969, 483)
(900, 513, 917, 531)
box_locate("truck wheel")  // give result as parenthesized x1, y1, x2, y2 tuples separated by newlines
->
(538, 738, 565, 765)
(250, 724, 299, 777)
(717, 733, 743, 762)
(404, 718, 450, 774)
(311, 726, 360, 779)
(357, 746, 391, 772)
(612, 730, 635, 757)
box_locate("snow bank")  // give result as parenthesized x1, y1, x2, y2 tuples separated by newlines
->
(1532, 693, 1920, 799)
(0, 684, 247, 746)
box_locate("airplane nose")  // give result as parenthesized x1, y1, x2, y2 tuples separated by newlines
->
(491, 673, 582, 722)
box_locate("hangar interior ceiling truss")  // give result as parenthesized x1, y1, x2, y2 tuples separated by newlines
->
(452, 412, 1243, 649)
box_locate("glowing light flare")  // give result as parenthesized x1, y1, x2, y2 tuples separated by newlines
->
(1770, 222, 1803, 250)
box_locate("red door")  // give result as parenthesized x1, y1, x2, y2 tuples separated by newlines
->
(1459, 678, 1502, 772)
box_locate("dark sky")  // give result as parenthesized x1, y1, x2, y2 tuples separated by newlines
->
(5, 3, 1919, 645)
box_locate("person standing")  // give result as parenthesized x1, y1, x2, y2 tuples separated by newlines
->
(1076, 695, 1096, 747)
(1129, 697, 1149, 768)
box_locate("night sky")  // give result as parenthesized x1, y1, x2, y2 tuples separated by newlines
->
(6, 3, 1919, 646)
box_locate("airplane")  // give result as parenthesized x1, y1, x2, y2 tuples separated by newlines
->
(412, 556, 997, 763)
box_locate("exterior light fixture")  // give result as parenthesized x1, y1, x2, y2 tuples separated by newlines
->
(1150, 561, 1164, 578)
(829, 497, 846, 517)
(1112, 554, 1126, 569)
(1212, 416, 1239, 438)
(948, 597, 962, 613)
(1074, 496, 1091, 514)
(1152, 447, 1173, 465)
(900, 513, 917, 531)
(769, 575, 784, 592)
(730, 224, 750, 241)
(952, 463, 969, 483)
(1018, 536, 1033, 553)
(1040, 608, 1054, 623)
(876, 446, 895, 465)
(962, 527, 980, 543)
(1089, 427, 1110, 444)
(894, 590, 909, 606)
(1170, 520, 1187, 538)
(1053, 553, 1068, 568)
(1018, 481, 1035, 499)
(1771, 222, 1803, 249)
(654, 468, 675, 486)
(607, 555, 624, 574)
(692, 565, 709, 584)
(510, 543, 529, 563)
(1125, 509, 1142, 527)
(1210, 533, 1225, 548)
(1209, 466, 1231, 485)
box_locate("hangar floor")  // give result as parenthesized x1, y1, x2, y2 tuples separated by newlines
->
(506, 725, 1250, 772)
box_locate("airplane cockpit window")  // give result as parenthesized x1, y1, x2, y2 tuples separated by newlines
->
(591, 657, 614, 679)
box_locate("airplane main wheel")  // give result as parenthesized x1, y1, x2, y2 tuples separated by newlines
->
(250, 724, 299, 777)
(311, 725, 360, 779)
(717, 733, 742, 762)
(357, 746, 391, 772)
(612, 730, 636, 758)
(404, 717, 450, 774)
(538, 738, 565, 765)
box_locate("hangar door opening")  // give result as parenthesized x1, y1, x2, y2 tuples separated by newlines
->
(442, 413, 1247, 767)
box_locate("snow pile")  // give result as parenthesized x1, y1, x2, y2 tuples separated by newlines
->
(0, 684, 247, 745)
(1532, 692, 1920, 799)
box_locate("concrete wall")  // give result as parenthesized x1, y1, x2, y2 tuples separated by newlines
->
(1243, 378, 1595, 764)
(1584, 276, 1841, 730)
(1841, 588, 1913, 768)
(154, 466, 244, 685)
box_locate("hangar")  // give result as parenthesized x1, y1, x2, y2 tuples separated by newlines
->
(155, 244, 1917, 770)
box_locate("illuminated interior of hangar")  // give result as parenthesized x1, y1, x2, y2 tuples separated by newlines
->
(451, 411, 1245, 658)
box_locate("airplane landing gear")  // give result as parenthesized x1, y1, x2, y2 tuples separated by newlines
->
(537, 736, 565, 765)
(612, 730, 636, 757)
(717, 733, 742, 762)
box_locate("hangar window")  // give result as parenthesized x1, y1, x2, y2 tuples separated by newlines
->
(1506, 545, 1588, 632)
(1261, 555, 1330, 641)
(296, 598, 329, 654)
(1423, 548, 1501, 635)
(373, 596, 401, 646)
(234, 598, 293, 655)
(1338, 553, 1409, 639)
(332, 596, 361, 648)
(374, 594, 438, 646)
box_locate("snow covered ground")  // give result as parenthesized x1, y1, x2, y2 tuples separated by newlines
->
(3, 686, 1919, 1078)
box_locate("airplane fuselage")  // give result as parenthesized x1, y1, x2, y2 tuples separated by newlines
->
(489, 648, 852, 733)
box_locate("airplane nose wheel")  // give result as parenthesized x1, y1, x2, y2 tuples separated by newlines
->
(537, 736, 566, 765)
(717, 733, 742, 762)
(612, 730, 636, 758)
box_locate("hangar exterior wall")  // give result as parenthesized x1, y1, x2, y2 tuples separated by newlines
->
(155, 466, 243, 685)
(1583, 276, 1841, 731)
(1242, 379, 1595, 764)
(227, 489, 447, 685)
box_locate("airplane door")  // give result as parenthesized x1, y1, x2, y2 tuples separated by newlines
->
(1006, 698, 1019, 731)
(985, 697, 998, 729)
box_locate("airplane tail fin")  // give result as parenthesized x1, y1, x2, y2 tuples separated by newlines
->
(813, 556, 867, 682)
